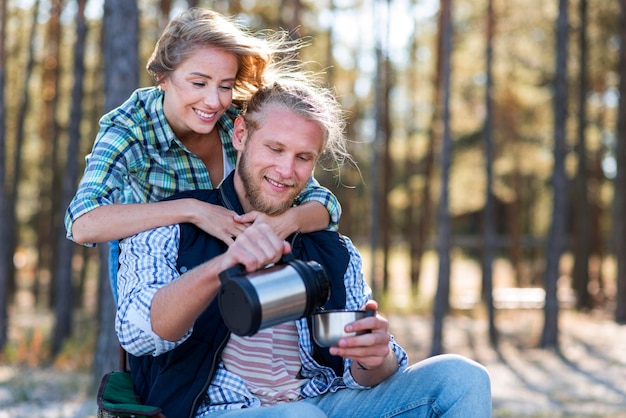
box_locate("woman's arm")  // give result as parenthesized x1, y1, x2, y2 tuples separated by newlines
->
(70, 199, 247, 245)
(296, 176, 341, 230)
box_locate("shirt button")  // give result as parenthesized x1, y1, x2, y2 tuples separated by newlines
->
(180, 266, 188, 273)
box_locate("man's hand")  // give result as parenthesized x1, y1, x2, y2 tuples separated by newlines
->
(220, 222, 291, 273)
(329, 300, 399, 386)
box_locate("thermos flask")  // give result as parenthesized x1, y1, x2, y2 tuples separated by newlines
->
(218, 254, 330, 336)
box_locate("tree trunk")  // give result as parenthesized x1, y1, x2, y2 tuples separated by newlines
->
(93, 0, 140, 383)
(541, 0, 569, 349)
(379, 0, 392, 294)
(572, 0, 592, 311)
(158, 0, 172, 30)
(4, 1, 40, 320)
(482, 0, 498, 348)
(431, 0, 452, 357)
(369, 0, 388, 300)
(411, 0, 443, 301)
(614, 0, 626, 324)
(279, 0, 302, 39)
(52, 0, 87, 356)
(404, 0, 422, 300)
(38, 0, 63, 315)
(0, 0, 8, 351)
(506, 166, 524, 286)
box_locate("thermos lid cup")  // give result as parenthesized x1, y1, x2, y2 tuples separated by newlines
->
(312, 309, 375, 347)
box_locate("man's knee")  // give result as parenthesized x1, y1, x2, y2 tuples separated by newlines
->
(451, 354, 490, 389)
(406, 353, 491, 395)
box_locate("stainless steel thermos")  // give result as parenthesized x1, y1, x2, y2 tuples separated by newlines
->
(218, 254, 330, 336)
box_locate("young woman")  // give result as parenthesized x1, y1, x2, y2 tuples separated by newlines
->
(65, 8, 341, 300)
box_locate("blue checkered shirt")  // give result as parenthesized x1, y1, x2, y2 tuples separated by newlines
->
(116, 227, 408, 415)
(65, 87, 341, 245)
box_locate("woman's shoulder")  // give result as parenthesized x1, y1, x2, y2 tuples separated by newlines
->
(94, 87, 167, 152)
(101, 87, 163, 127)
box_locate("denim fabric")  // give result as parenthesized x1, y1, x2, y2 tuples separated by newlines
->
(108, 240, 119, 304)
(206, 354, 492, 418)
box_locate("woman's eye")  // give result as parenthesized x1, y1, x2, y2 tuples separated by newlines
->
(219, 85, 233, 91)
(192, 81, 206, 87)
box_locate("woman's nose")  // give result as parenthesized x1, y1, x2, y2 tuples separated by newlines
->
(203, 88, 219, 107)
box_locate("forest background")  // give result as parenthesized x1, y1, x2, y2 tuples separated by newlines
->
(0, 0, 625, 415)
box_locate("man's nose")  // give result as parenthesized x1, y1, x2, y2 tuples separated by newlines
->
(275, 155, 296, 177)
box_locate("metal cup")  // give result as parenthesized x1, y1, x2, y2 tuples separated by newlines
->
(311, 309, 375, 347)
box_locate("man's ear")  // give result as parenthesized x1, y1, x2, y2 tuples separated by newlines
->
(232, 115, 247, 152)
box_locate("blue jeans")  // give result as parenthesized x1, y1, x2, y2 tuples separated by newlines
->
(108, 240, 119, 304)
(208, 354, 491, 417)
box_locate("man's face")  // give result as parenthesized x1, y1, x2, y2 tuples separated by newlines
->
(233, 104, 324, 214)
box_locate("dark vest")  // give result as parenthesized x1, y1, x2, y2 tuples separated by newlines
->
(129, 173, 351, 418)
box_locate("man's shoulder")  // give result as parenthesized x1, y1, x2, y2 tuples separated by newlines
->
(291, 230, 351, 265)
(163, 189, 220, 204)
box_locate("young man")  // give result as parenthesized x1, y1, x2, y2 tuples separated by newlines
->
(116, 77, 492, 417)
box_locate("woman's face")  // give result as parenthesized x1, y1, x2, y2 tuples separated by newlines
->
(160, 47, 238, 140)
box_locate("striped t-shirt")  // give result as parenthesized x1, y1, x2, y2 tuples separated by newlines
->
(221, 322, 309, 405)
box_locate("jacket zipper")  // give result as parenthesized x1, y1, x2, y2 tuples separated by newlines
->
(189, 332, 231, 418)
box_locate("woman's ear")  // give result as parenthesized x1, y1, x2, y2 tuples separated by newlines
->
(156, 73, 168, 91)
(232, 115, 247, 151)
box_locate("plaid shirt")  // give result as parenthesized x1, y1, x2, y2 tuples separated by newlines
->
(116, 227, 408, 415)
(65, 87, 340, 245)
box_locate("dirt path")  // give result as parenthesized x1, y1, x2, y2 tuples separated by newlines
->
(0, 309, 624, 417)
(389, 309, 626, 417)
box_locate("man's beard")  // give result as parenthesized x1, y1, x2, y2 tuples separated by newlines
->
(237, 151, 300, 215)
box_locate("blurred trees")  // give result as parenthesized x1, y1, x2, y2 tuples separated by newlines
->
(0, 0, 624, 371)
(430, 0, 452, 356)
(615, 0, 626, 323)
(541, 0, 569, 349)
(91, 0, 140, 382)
(572, 0, 591, 312)
(482, 0, 497, 347)
(0, 0, 7, 352)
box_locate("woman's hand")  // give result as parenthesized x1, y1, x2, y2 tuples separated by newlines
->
(235, 201, 330, 240)
(235, 210, 295, 240)
(188, 200, 249, 245)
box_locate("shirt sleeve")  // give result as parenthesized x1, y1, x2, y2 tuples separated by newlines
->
(115, 224, 192, 357)
(64, 121, 136, 245)
(338, 236, 409, 389)
(295, 176, 341, 231)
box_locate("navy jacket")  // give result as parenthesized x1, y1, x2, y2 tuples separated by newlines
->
(129, 173, 351, 418)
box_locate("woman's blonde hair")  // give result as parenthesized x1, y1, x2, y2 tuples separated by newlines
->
(147, 8, 302, 100)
